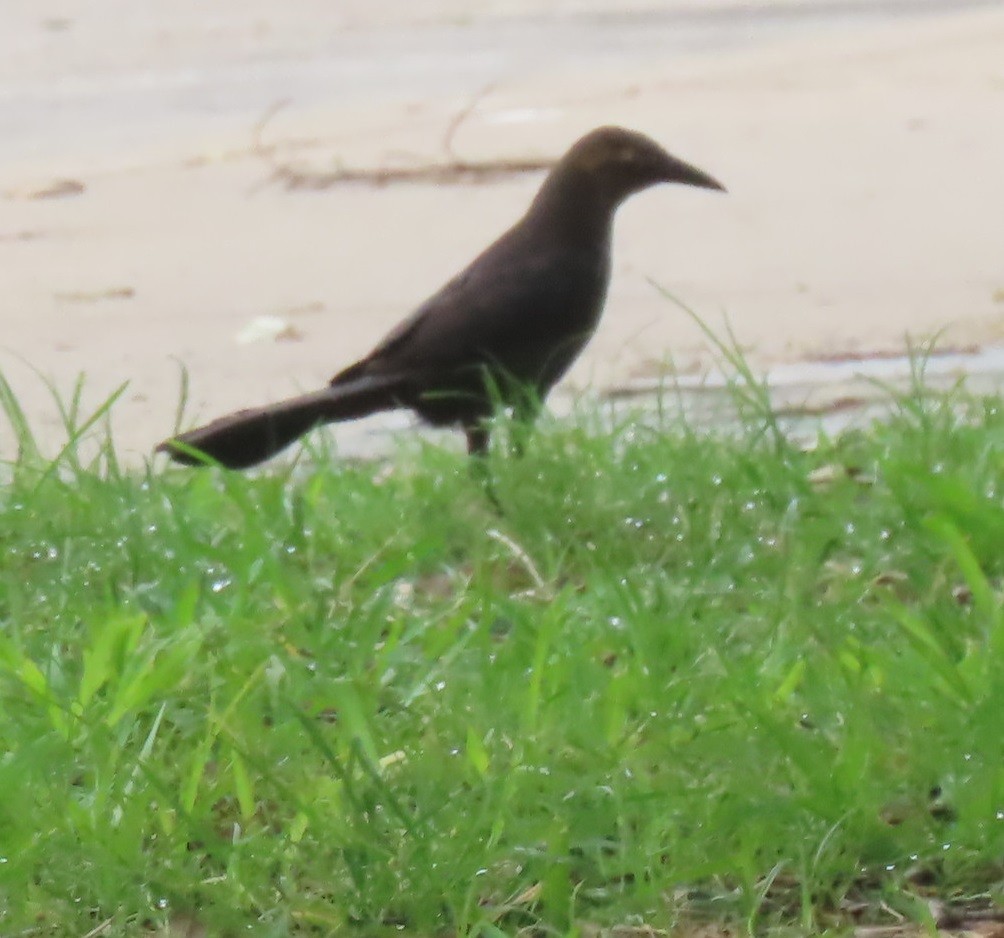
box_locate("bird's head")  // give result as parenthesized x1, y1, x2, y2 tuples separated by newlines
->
(559, 126, 725, 208)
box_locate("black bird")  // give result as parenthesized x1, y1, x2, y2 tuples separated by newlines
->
(158, 126, 724, 469)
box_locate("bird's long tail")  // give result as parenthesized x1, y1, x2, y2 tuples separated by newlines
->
(156, 374, 402, 469)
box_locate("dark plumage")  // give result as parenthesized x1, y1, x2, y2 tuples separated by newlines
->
(158, 126, 724, 468)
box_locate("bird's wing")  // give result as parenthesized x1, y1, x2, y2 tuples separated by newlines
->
(329, 271, 472, 386)
(331, 237, 605, 387)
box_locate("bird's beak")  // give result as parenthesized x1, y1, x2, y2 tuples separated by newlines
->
(662, 154, 727, 193)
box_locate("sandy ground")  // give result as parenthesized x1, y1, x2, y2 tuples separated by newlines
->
(2, 1, 1003, 463)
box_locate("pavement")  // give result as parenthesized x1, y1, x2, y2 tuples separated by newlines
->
(2, 0, 1003, 462)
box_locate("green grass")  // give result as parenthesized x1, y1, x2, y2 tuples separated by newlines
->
(0, 369, 1002, 936)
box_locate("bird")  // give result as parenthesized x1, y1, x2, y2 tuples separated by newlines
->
(157, 126, 724, 469)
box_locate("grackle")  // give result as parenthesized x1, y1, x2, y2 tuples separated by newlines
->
(158, 126, 724, 468)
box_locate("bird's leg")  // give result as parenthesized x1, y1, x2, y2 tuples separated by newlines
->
(509, 396, 541, 458)
(465, 425, 504, 514)
(465, 425, 490, 457)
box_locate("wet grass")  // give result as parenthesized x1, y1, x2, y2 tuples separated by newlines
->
(0, 369, 1002, 936)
